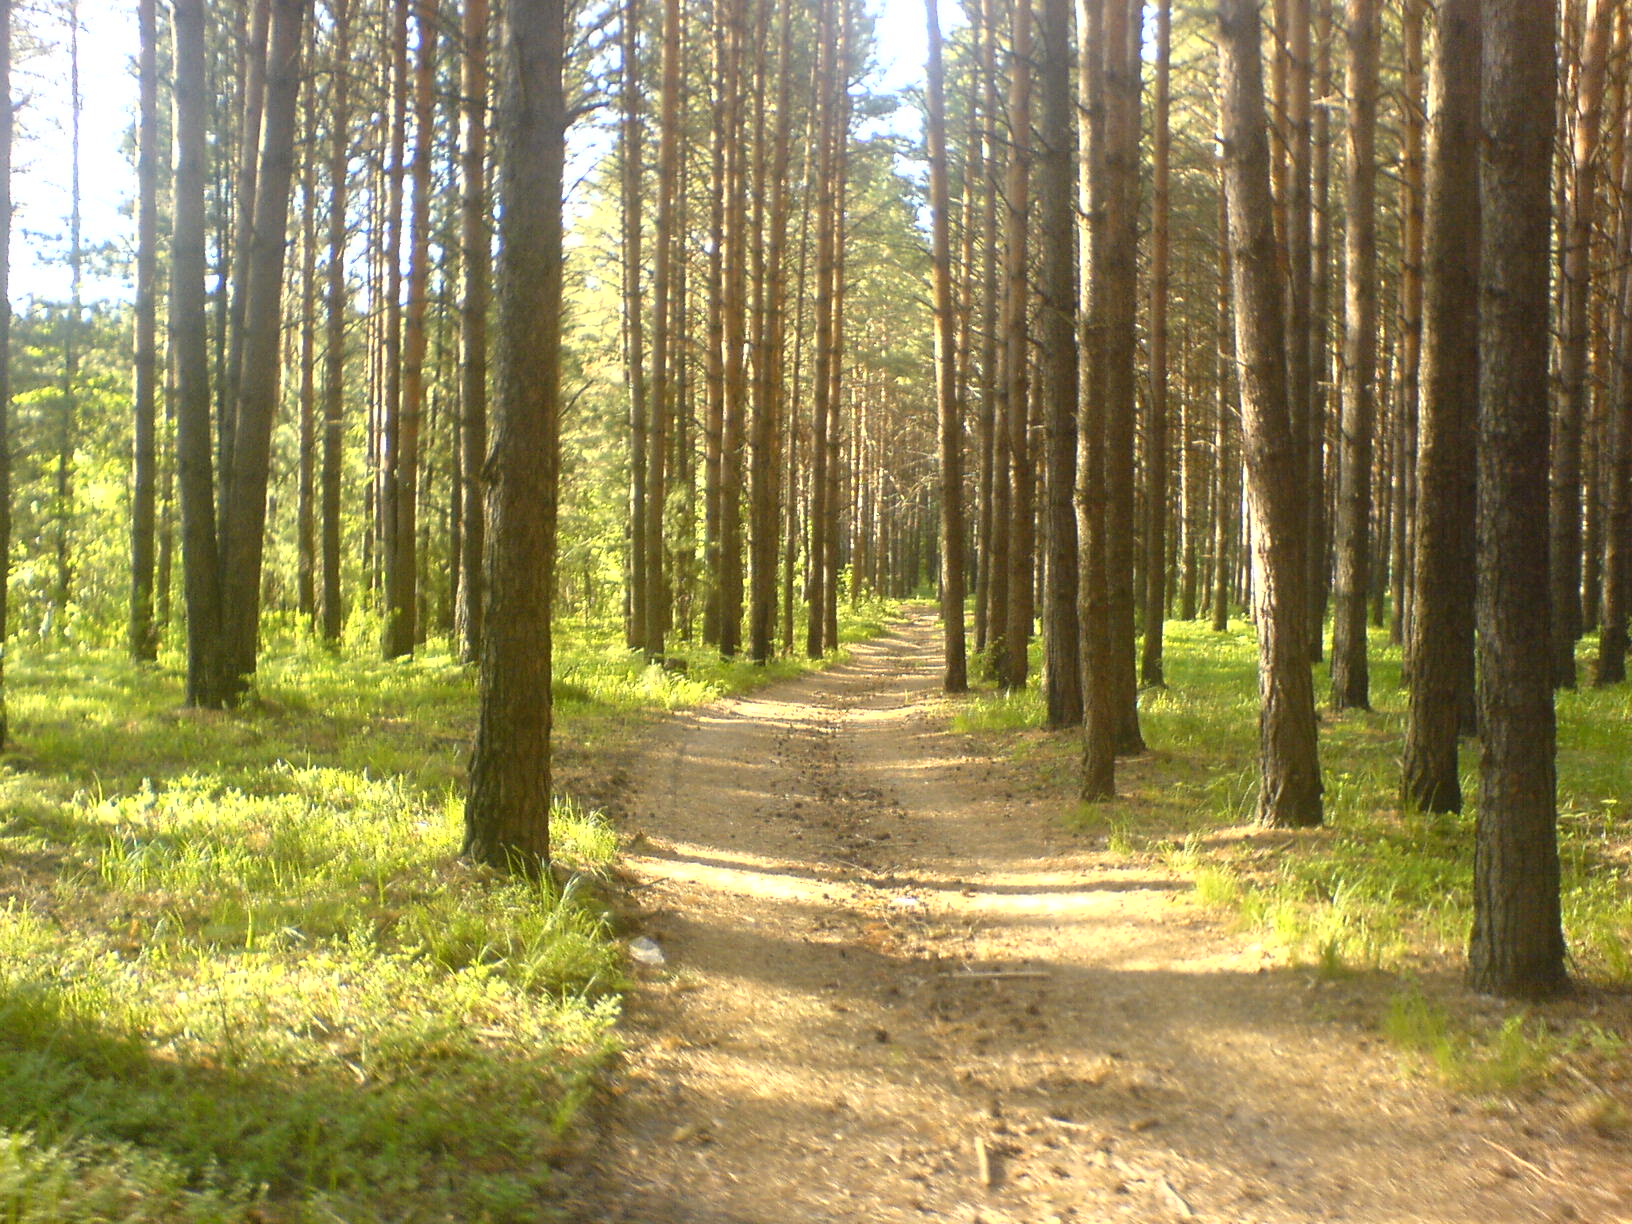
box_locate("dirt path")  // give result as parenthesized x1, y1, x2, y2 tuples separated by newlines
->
(568, 609, 1627, 1223)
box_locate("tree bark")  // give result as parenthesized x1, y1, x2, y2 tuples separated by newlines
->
(1102, 0, 1142, 752)
(451, 0, 490, 664)
(464, 0, 565, 878)
(999, 0, 1035, 694)
(1038, 0, 1078, 723)
(1551, 0, 1614, 688)
(172, 0, 229, 707)
(130, 0, 159, 661)
(1140, 0, 1172, 689)
(1402, 0, 1479, 813)
(218, 0, 310, 695)
(1330, 0, 1379, 711)
(1469, 0, 1566, 1000)
(1216, 0, 1324, 828)
(926, 0, 968, 693)
(643, 0, 684, 657)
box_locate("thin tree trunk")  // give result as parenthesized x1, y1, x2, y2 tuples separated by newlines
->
(1598, 98, 1632, 688)
(130, 0, 159, 661)
(926, 0, 968, 693)
(999, 0, 1035, 693)
(297, 148, 318, 626)
(1402, 0, 1479, 812)
(456, 0, 490, 662)
(1038, 0, 1078, 723)
(1330, 0, 1379, 711)
(1103, 0, 1143, 752)
(1140, 0, 1172, 688)
(1551, 0, 1614, 688)
(1077, 0, 1115, 799)
(643, 0, 683, 657)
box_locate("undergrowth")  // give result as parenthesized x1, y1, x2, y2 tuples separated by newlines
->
(0, 597, 900, 1223)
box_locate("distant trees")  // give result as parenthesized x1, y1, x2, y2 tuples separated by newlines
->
(0, 0, 1619, 989)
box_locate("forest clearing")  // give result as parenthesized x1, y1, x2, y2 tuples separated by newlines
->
(0, 0, 1630, 1218)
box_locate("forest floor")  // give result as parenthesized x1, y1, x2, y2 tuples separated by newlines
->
(566, 606, 1631, 1224)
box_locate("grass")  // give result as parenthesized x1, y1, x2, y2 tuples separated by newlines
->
(0, 597, 902, 1223)
(953, 615, 1632, 1096)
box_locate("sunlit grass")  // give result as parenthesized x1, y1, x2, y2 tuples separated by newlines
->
(0, 596, 902, 1222)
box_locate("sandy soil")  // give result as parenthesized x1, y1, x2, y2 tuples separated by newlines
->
(564, 609, 1630, 1224)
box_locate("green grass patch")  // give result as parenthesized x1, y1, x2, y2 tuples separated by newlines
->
(0, 598, 902, 1222)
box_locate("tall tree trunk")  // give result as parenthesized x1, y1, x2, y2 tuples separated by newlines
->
(976, 0, 1002, 659)
(379, 0, 409, 656)
(172, 0, 229, 707)
(1140, 0, 1172, 688)
(296, 150, 318, 626)
(1394, 0, 1425, 660)
(1212, 176, 1238, 635)
(320, 0, 350, 646)
(749, 0, 791, 664)
(0, 0, 11, 740)
(130, 0, 159, 661)
(1330, 0, 1379, 711)
(1216, 0, 1324, 828)
(719, 0, 749, 657)
(644, 0, 683, 657)
(999, 0, 1034, 693)
(1469, 0, 1566, 999)
(1598, 98, 1632, 688)
(1077, 0, 1115, 799)
(384, 0, 436, 658)
(1307, 0, 1333, 655)
(56, 3, 82, 625)
(464, 0, 565, 877)
(1038, 0, 1078, 723)
(1102, 0, 1142, 752)
(458, 0, 491, 663)
(621, 0, 646, 652)
(218, 0, 309, 696)
(926, 0, 968, 692)
(220, 0, 270, 527)
(1402, 0, 1479, 812)
(806, 0, 841, 658)
(1551, 0, 1614, 688)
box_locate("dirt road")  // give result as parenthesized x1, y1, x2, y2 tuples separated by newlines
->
(568, 609, 1625, 1223)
